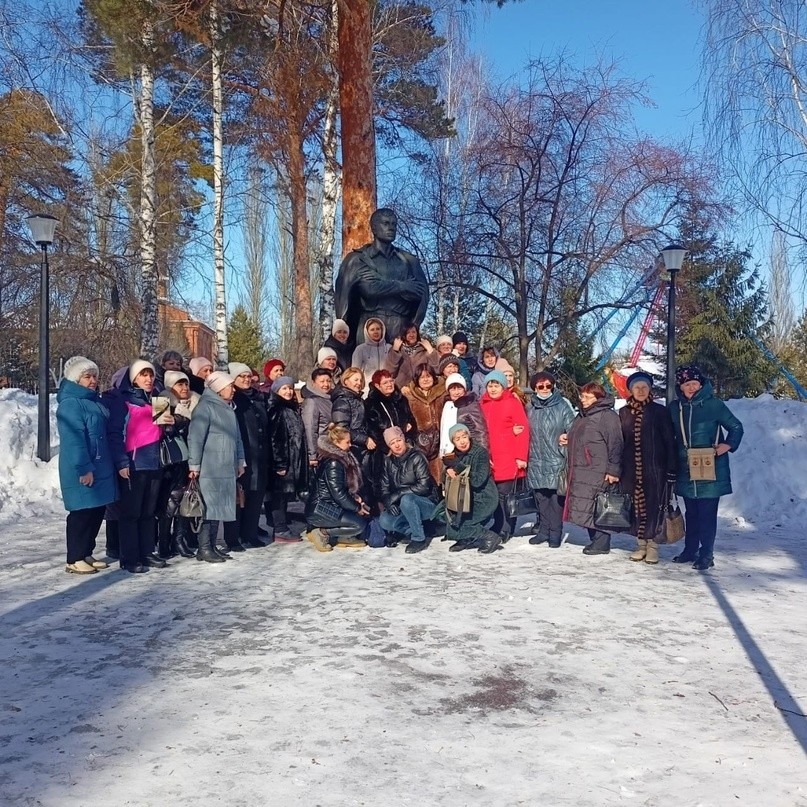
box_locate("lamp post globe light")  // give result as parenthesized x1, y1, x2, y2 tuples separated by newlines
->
(661, 242, 687, 405)
(26, 213, 58, 462)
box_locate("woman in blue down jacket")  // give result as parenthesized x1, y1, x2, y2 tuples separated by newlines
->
(57, 356, 118, 574)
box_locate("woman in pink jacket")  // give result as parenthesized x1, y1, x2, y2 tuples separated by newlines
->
(479, 369, 530, 540)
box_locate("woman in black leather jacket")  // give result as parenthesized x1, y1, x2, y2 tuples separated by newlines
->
(304, 425, 370, 552)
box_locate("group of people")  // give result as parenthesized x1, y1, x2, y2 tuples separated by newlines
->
(55, 322, 743, 575)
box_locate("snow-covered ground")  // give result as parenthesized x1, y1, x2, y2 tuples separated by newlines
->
(2, 389, 807, 806)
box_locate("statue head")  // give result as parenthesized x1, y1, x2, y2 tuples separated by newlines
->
(370, 208, 397, 244)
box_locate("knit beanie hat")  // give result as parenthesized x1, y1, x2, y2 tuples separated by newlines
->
(228, 362, 252, 378)
(484, 370, 507, 388)
(675, 365, 705, 387)
(206, 371, 235, 394)
(438, 355, 461, 375)
(318, 347, 338, 364)
(452, 331, 469, 347)
(495, 358, 515, 374)
(271, 375, 295, 394)
(263, 358, 285, 380)
(435, 334, 453, 349)
(189, 357, 213, 376)
(383, 426, 405, 446)
(164, 370, 189, 390)
(63, 356, 99, 384)
(626, 370, 654, 391)
(332, 319, 350, 336)
(129, 359, 155, 383)
(445, 372, 467, 391)
(449, 422, 470, 440)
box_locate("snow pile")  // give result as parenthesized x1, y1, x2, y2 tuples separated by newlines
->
(0, 389, 62, 521)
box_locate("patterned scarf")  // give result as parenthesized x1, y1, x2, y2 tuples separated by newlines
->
(627, 396, 649, 539)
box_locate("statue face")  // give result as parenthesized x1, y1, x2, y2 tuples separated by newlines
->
(371, 211, 397, 243)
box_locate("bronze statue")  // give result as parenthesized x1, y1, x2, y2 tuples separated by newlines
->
(335, 209, 429, 345)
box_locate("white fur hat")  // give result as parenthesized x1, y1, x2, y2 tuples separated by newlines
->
(63, 356, 99, 384)
(435, 334, 453, 348)
(129, 359, 156, 383)
(332, 319, 350, 336)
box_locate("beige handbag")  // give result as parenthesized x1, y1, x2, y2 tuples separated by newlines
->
(679, 407, 719, 482)
(444, 467, 471, 514)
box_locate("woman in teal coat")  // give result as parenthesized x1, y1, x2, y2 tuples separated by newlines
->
(669, 365, 743, 570)
(56, 356, 118, 574)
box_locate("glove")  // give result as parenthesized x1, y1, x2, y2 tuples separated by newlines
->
(666, 472, 677, 484)
(387, 504, 401, 517)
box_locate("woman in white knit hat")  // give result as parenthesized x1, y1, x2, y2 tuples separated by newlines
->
(107, 359, 175, 574)
(321, 319, 354, 371)
(56, 356, 118, 574)
(316, 346, 342, 386)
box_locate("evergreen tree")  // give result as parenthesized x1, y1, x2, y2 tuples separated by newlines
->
(549, 320, 597, 404)
(227, 305, 264, 370)
(674, 206, 773, 398)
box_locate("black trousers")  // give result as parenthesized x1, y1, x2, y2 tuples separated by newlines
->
(118, 469, 162, 566)
(224, 489, 264, 545)
(534, 488, 563, 541)
(492, 480, 518, 536)
(65, 506, 106, 563)
(682, 496, 720, 561)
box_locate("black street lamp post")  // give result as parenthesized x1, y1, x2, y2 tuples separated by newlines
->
(26, 213, 58, 462)
(661, 242, 687, 405)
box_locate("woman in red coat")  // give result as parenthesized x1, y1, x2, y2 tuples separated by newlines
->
(479, 369, 530, 539)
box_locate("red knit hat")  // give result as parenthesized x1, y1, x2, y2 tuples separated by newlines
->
(263, 358, 285, 381)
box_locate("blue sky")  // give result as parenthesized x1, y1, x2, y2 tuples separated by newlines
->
(469, 0, 704, 144)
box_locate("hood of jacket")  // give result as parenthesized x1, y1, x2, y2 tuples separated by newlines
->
(302, 381, 333, 401)
(57, 378, 103, 405)
(581, 394, 615, 417)
(476, 347, 500, 375)
(362, 318, 387, 345)
(677, 380, 715, 406)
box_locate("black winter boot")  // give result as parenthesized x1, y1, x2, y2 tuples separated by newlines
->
(174, 519, 196, 558)
(478, 531, 502, 554)
(157, 517, 177, 559)
(196, 522, 225, 563)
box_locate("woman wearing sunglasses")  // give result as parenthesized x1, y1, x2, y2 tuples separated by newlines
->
(526, 371, 576, 547)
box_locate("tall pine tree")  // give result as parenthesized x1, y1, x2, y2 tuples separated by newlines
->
(674, 206, 773, 398)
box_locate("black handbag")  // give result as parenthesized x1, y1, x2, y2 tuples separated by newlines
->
(593, 484, 632, 531)
(179, 478, 206, 532)
(504, 475, 538, 520)
(312, 497, 344, 524)
(160, 436, 185, 467)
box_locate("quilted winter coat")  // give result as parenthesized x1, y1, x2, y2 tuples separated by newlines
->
(187, 388, 246, 522)
(526, 391, 576, 490)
